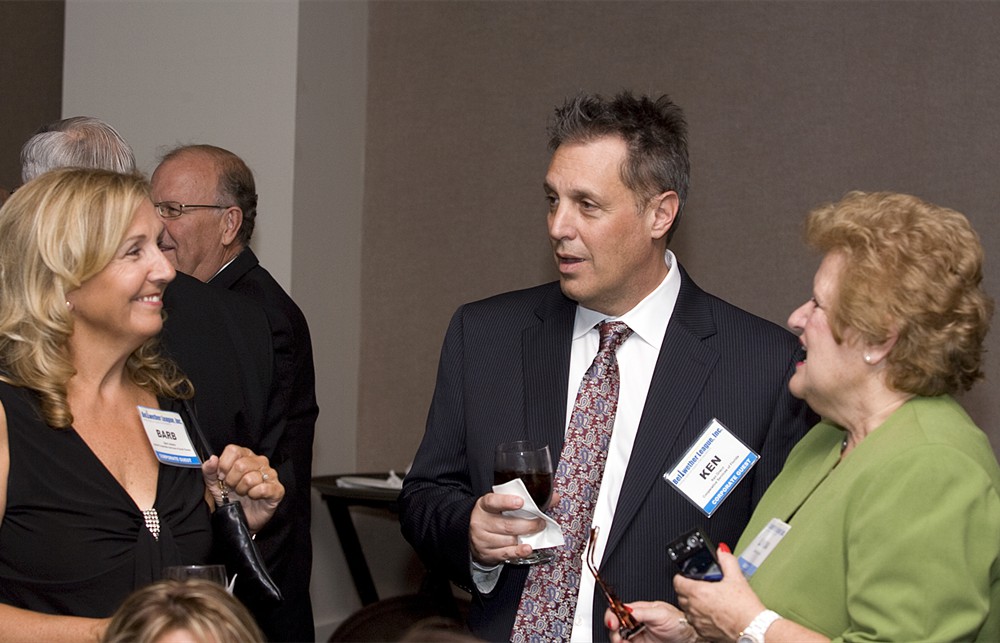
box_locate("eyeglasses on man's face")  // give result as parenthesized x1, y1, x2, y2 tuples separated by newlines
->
(587, 526, 646, 640)
(154, 201, 233, 219)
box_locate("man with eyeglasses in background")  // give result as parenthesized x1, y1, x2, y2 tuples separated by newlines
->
(151, 145, 318, 643)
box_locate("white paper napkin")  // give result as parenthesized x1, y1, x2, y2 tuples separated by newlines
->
(492, 479, 565, 549)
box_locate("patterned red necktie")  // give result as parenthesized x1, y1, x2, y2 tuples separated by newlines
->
(511, 321, 633, 643)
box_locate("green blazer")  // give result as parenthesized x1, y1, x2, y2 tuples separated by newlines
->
(736, 396, 1000, 642)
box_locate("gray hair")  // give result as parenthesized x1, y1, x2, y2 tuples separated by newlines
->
(20, 116, 136, 183)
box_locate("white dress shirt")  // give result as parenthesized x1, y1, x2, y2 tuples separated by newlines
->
(568, 250, 680, 641)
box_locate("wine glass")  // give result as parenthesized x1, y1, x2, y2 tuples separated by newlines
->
(494, 440, 555, 565)
(163, 564, 228, 586)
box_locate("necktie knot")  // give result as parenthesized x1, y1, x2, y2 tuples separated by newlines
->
(598, 321, 632, 354)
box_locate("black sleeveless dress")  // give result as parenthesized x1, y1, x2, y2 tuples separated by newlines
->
(0, 381, 213, 617)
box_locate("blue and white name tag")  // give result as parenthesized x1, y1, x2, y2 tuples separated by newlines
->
(137, 406, 202, 467)
(663, 418, 759, 517)
(738, 518, 791, 578)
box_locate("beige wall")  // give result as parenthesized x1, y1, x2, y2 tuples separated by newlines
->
(293, 1, 372, 635)
(360, 1, 1000, 474)
(62, 0, 300, 286)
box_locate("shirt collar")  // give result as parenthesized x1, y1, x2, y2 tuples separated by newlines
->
(209, 250, 243, 282)
(572, 249, 682, 350)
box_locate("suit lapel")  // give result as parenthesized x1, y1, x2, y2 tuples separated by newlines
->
(604, 267, 720, 558)
(523, 285, 575, 457)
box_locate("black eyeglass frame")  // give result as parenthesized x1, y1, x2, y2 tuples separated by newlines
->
(587, 526, 646, 640)
(154, 201, 235, 219)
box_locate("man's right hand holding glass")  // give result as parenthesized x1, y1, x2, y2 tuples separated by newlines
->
(469, 491, 550, 565)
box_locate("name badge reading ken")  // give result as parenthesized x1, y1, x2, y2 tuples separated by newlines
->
(664, 418, 759, 517)
(137, 406, 202, 467)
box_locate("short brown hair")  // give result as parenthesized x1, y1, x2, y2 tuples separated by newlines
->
(805, 191, 993, 396)
(548, 92, 689, 241)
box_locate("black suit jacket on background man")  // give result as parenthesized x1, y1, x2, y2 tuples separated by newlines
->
(161, 271, 275, 452)
(210, 247, 319, 643)
(400, 266, 816, 641)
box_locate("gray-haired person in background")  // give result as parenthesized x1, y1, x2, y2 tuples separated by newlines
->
(20, 116, 137, 181)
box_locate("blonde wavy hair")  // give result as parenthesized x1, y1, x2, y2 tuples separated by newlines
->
(102, 579, 264, 643)
(0, 168, 192, 428)
(806, 191, 993, 396)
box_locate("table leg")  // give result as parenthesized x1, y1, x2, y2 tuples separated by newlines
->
(325, 499, 380, 606)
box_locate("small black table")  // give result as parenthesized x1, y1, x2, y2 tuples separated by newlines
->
(312, 473, 401, 606)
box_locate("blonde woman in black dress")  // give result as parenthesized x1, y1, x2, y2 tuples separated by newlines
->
(0, 169, 284, 641)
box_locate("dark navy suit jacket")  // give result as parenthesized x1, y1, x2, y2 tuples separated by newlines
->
(400, 266, 816, 641)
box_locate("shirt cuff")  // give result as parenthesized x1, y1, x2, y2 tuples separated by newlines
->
(470, 557, 503, 593)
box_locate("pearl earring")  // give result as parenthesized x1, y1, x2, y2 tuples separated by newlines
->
(65, 301, 73, 311)
(864, 353, 872, 364)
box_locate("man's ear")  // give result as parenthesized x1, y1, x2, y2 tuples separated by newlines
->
(649, 191, 679, 241)
(221, 207, 243, 246)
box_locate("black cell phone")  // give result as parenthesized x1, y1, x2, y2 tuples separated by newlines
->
(666, 527, 723, 581)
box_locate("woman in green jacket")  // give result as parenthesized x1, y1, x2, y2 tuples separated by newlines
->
(609, 191, 999, 643)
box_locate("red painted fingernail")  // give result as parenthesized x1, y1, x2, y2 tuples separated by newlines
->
(719, 542, 731, 554)
(625, 605, 634, 614)
(607, 618, 613, 629)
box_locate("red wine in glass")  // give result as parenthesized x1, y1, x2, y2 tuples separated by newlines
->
(494, 470, 553, 509)
(493, 441, 555, 565)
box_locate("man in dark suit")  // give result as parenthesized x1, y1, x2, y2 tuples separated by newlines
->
(399, 93, 816, 642)
(151, 145, 318, 643)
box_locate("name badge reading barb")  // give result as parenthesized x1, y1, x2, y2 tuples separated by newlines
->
(137, 405, 202, 467)
(663, 418, 759, 517)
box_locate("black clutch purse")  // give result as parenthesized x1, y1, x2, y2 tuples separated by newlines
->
(184, 400, 284, 607)
(213, 481, 284, 607)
